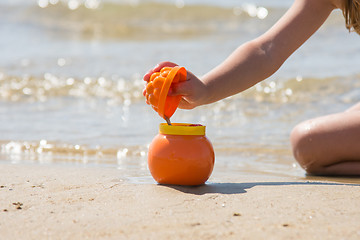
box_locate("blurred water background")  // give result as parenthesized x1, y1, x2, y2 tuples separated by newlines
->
(1, 0, 360, 182)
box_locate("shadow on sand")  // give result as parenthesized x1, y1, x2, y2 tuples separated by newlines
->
(162, 181, 360, 195)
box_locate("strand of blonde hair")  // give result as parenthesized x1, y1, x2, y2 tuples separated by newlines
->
(343, 0, 360, 34)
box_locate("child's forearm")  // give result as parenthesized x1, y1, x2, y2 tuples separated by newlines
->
(201, 39, 281, 104)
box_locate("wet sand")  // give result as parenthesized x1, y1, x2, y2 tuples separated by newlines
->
(1, 163, 360, 240)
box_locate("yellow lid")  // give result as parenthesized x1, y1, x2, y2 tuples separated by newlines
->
(159, 123, 205, 136)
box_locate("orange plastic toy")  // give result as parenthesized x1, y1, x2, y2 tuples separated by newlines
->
(148, 123, 215, 186)
(144, 66, 187, 119)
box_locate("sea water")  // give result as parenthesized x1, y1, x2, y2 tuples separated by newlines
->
(1, 0, 360, 182)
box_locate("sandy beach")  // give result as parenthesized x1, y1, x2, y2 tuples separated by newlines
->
(1, 163, 360, 240)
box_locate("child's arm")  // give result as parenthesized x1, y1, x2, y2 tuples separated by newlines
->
(161, 0, 337, 109)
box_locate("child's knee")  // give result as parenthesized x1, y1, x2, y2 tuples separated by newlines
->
(290, 121, 323, 174)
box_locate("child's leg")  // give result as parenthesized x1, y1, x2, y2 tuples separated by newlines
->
(290, 103, 360, 176)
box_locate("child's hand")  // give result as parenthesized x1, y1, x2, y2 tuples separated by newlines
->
(143, 62, 209, 109)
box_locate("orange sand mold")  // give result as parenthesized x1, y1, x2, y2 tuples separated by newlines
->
(145, 66, 187, 119)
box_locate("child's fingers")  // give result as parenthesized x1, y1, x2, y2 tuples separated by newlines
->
(154, 61, 178, 72)
(143, 62, 178, 82)
(142, 88, 146, 96)
(143, 72, 152, 82)
(143, 65, 160, 82)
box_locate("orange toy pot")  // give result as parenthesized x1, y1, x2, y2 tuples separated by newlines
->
(148, 123, 215, 186)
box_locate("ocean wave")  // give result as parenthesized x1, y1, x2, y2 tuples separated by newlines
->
(3, 1, 279, 40)
(1, 71, 359, 104)
(242, 75, 360, 104)
(0, 139, 148, 165)
(0, 71, 144, 103)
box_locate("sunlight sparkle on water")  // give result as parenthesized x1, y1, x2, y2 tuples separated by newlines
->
(38, 0, 101, 10)
(57, 58, 66, 67)
(236, 4, 268, 19)
(175, 0, 185, 8)
(84, 0, 101, 9)
(37, 0, 49, 8)
(68, 0, 80, 10)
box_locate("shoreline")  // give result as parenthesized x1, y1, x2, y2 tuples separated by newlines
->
(1, 163, 360, 239)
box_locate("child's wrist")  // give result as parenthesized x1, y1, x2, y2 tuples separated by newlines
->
(197, 80, 213, 106)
